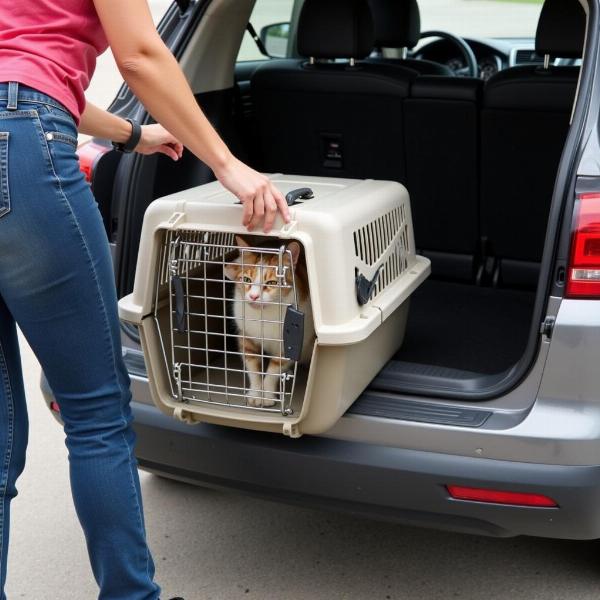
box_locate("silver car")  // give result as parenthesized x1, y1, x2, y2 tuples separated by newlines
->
(43, 0, 600, 539)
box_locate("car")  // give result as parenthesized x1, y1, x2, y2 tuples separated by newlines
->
(41, 0, 600, 540)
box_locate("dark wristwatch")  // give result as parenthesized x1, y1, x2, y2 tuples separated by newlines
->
(112, 118, 142, 153)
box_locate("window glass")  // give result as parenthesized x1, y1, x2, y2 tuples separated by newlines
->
(419, 0, 543, 38)
(237, 0, 295, 61)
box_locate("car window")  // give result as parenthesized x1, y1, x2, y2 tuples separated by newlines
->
(237, 0, 296, 62)
(419, 0, 544, 38)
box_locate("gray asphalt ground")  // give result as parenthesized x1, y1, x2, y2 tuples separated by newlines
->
(8, 1, 600, 599)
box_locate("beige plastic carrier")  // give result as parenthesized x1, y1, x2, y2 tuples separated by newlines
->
(118, 175, 430, 437)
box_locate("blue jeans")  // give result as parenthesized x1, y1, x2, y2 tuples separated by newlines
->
(0, 82, 161, 599)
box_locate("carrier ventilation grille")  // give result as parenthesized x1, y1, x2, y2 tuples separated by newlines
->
(353, 205, 410, 300)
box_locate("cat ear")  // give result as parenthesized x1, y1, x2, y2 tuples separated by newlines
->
(286, 241, 301, 266)
(235, 235, 250, 248)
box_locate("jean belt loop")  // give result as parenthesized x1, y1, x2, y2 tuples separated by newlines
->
(6, 82, 18, 111)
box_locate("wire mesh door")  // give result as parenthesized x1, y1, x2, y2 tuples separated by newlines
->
(159, 231, 303, 416)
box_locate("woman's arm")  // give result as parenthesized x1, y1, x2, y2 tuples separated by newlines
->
(79, 101, 184, 161)
(91, 0, 290, 233)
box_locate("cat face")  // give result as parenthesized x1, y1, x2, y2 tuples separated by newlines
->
(224, 237, 301, 308)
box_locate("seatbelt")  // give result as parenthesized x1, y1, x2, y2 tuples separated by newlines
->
(247, 23, 270, 58)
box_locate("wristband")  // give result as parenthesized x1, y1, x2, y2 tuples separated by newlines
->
(112, 118, 142, 154)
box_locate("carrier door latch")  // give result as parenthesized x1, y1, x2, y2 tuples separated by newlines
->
(283, 306, 305, 361)
(356, 266, 383, 306)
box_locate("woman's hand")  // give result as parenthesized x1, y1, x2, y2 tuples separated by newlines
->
(134, 124, 183, 161)
(214, 156, 291, 234)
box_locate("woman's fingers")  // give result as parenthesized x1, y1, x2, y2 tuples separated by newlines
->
(271, 183, 290, 224)
(262, 188, 278, 234)
(242, 191, 254, 228)
(248, 190, 266, 232)
(159, 144, 180, 161)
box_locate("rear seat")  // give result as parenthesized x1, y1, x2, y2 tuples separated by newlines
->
(479, 0, 584, 288)
(404, 76, 482, 282)
(248, 0, 583, 291)
(250, 0, 417, 182)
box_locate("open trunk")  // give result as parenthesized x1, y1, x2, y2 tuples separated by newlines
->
(114, 73, 573, 408)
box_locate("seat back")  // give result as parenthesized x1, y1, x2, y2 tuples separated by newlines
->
(480, 0, 585, 285)
(251, 0, 416, 182)
(404, 77, 483, 280)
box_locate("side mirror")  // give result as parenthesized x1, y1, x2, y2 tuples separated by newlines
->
(259, 22, 291, 59)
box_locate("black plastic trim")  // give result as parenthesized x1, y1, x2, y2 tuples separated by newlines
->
(349, 393, 492, 427)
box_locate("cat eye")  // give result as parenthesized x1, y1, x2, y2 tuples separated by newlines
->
(242, 276, 253, 284)
(265, 280, 278, 287)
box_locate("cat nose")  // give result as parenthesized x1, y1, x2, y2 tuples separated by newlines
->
(249, 292, 260, 301)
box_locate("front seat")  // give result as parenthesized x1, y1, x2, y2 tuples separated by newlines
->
(250, 0, 417, 183)
(367, 0, 453, 76)
(480, 0, 585, 287)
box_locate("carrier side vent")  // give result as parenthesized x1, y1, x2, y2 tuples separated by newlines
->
(353, 206, 410, 299)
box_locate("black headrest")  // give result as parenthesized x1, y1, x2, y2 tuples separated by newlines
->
(536, 0, 586, 58)
(297, 0, 375, 60)
(368, 0, 421, 49)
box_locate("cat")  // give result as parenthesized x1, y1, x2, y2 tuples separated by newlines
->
(224, 236, 315, 408)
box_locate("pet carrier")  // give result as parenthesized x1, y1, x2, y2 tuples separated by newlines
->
(118, 175, 430, 437)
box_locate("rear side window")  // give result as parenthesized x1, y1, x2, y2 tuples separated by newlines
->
(237, 0, 296, 62)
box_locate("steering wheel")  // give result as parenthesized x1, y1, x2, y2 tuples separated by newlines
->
(419, 30, 479, 78)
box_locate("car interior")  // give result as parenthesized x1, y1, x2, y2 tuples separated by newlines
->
(123, 0, 587, 401)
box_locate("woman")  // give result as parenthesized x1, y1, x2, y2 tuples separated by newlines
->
(0, 0, 289, 598)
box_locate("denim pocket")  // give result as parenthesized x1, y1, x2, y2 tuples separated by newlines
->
(37, 104, 79, 149)
(0, 132, 10, 219)
(44, 130, 78, 149)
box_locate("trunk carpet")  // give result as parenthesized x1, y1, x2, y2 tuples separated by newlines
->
(395, 279, 536, 375)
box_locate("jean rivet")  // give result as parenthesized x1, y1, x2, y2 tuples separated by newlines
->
(46, 133, 54, 141)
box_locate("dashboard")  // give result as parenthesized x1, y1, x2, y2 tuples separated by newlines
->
(413, 37, 538, 80)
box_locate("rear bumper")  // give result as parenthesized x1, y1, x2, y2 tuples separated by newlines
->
(132, 401, 600, 540)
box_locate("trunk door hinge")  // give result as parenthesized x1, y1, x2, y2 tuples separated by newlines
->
(540, 316, 556, 340)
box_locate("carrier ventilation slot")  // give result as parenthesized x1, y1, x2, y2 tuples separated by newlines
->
(353, 206, 410, 300)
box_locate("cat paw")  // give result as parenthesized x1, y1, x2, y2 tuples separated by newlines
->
(261, 391, 279, 408)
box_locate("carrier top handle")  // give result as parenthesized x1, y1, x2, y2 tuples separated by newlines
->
(285, 187, 314, 206)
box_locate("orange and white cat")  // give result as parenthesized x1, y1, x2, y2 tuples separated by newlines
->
(224, 236, 314, 407)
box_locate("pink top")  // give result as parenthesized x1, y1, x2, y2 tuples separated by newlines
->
(0, 1, 109, 124)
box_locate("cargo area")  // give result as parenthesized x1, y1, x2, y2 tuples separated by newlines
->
(114, 0, 584, 405)
(395, 280, 536, 375)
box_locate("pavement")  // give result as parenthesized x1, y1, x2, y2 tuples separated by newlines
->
(7, 1, 600, 599)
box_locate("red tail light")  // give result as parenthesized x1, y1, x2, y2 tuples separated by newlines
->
(77, 139, 110, 184)
(447, 485, 558, 507)
(566, 192, 600, 298)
